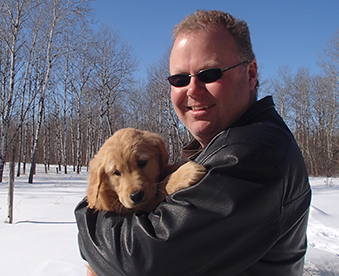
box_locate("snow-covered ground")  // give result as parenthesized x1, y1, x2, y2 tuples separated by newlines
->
(304, 177, 339, 275)
(0, 164, 338, 276)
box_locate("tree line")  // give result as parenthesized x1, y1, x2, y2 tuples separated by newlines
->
(261, 30, 339, 177)
(0, 0, 338, 183)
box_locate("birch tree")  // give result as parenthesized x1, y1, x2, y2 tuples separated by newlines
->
(316, 29, 339, 176)
(312, 75, 335, 175)
(269, 66, 293, 123)
(28, 0, 92, 183)
(16, 1, 43, 177)
(0, 0, 37, 182)
(291, 68, 314, 173)
(69, 35, 94, 173)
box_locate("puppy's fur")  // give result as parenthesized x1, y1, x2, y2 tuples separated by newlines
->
(86, 128, 206, 276)
(87, 127, 207, 214)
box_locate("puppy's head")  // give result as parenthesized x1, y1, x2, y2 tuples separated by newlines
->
(87, 128, 169, 212)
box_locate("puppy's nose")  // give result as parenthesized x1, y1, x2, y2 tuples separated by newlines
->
(130, 190, 144, 203)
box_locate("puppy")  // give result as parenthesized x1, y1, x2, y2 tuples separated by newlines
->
(87, 127, 207, 213)
(86, 128, 206, 276)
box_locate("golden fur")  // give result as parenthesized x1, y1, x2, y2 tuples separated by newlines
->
(87, 127, 207, 214)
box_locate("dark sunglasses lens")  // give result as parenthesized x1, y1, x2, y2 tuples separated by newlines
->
(168, 68, 223, 87)
(198, 68, 222, 83)
(168, 75, 190, 87)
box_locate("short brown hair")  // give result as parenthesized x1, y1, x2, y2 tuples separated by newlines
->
(172, 10, 256, 63)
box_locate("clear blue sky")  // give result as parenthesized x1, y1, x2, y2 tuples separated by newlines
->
(90, 0, 339, 82)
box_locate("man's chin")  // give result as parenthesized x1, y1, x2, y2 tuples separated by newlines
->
(189, 124, 218, 147)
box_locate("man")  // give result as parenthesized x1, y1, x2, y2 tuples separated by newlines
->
(76, 10, 311, 275)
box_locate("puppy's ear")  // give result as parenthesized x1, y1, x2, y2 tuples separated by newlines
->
(87, 155, 106, 210)
(144, 132, 169, 177)
(156, 137, 170, 176)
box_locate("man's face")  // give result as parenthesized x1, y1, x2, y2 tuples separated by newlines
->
(169, 27, 258, 147)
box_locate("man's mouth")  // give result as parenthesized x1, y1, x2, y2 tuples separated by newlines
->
(189, 104, 215, 111)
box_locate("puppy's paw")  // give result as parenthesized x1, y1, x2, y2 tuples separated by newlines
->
(165, 161, 207, 194)
(176, 161, 207, 184)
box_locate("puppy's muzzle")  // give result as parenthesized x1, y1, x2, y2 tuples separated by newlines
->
(130, 190, 145, 204)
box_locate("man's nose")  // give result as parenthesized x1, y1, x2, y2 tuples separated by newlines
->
(186, 76, 206, 97)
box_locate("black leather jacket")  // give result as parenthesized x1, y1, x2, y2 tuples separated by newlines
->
(75, 96, 311, 276)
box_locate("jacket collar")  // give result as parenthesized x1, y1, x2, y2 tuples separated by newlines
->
(181, 96, 275, 159)
(231, 96, 275, 128)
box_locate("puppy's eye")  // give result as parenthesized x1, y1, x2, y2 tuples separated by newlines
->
(113, 170, 121, 176)
(138, 160, 147, 168)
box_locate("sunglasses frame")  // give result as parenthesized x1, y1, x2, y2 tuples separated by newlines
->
(167, 61, 248, 87)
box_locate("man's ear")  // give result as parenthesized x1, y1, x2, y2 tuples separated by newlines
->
(247, 60, 258, 91)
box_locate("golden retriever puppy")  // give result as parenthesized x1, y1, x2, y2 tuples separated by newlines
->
(87, 127, 207, 214)
(86, 128, 206, 276)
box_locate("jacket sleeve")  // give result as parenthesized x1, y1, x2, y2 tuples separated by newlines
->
(75, 140, 311, 276)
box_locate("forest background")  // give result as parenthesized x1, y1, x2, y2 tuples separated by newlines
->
(0, 0, 339, 184)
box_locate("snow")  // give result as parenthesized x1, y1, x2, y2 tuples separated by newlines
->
(304, 177, 339, 275)
(0, 165, 338, 276)
(0, 165, 88, 276)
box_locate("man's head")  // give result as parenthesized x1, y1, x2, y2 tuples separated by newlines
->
(169, 10, 258, 147)
(172, 10, 256, 70)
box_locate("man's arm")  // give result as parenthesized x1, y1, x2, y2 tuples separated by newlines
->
(75, 144, 310, 276)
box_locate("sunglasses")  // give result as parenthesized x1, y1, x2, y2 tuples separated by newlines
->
(167, 61, 248, 87)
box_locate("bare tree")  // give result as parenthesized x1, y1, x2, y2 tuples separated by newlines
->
(28, 0, 58, 183)
(28, 0, 92, 183)
(290, 68, 315, 173)
(69, 35, 94, 173)
(16, 1, 43, 177)
(89, 26, 138, 149)
(311, 75, 337, 176)
(0, 0, 32, 181)
(315, 29, 339, 176)
(269, 66, 293, 123)
(84, 87, 95, 169)
(143, 50, 190, 162)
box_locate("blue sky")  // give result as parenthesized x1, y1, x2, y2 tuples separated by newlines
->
(90, 0, 339, 82)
